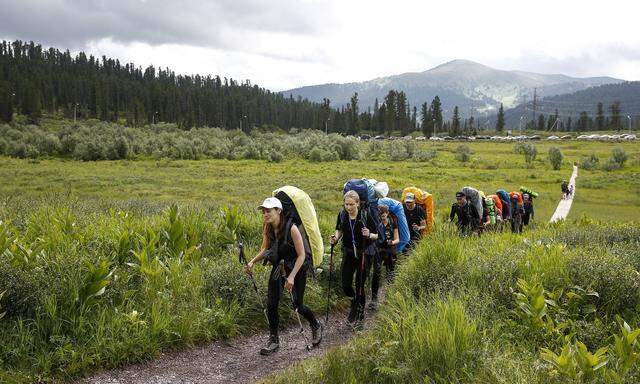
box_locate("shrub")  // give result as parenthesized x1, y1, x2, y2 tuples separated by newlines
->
(455, 145, 472, 163)
(267, 151, 283, 163)
(413, 149, 438, 162)
(387, 141, 410, 161)
(611, 147, 628, 167)
(548, 146, 563, 170)
(580, 153, 599, 170)
(514, 143, 538, 168)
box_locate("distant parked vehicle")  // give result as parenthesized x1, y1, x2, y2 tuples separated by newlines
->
(359, 134, 371, 141)
(561, 135, 572, 140)
(529, 135, 541, 140)
(374, 135, 386, 140)
(546, 135, 560, 141)
(416, 136, 426, 141)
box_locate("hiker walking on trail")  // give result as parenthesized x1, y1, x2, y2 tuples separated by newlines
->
(367, 205, 399, 311)
(245, 197, 322, 356)
(449, 191, 480, 236)
(403, 193, 426, 250)
(561, 180, 569, 199)
(330, 190, 378, 324)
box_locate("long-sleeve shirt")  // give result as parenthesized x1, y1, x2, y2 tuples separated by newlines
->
(449, 202, 480, 231)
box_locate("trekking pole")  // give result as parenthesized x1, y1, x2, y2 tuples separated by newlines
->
(280, 260, 312, 351)
(238, 242, 268, 323)
(353, 241, 365, 322)
(325, 243, 334, 323)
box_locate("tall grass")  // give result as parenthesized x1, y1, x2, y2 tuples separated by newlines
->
(265, 220, 640, 384)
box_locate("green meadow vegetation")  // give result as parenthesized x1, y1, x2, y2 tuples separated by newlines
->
(265, 222, 640, 383)
(0, 122, 638, 382)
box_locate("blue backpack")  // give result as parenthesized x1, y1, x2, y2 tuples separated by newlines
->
(343, 178, 385, 251)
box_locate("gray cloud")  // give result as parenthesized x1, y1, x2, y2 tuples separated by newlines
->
(0, 0, 333, 52)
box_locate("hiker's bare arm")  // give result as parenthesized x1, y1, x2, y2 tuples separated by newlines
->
(285, 225, 306, 291)
(330, 230, 342, 244)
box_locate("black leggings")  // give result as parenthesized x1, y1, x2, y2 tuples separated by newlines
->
(341, 249, 367, 310)
(367, 248, 396, 299)
(267, 266, 317, 335)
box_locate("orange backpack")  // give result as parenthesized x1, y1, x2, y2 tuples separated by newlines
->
(401, 187, 435, 235)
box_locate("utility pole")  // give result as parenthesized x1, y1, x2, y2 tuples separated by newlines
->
(532, 88, 537, 126)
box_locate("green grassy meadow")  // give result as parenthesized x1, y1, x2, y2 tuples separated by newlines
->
(0, 139, 639, 383)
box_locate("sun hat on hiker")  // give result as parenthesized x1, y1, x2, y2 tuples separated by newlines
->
(258, 197, 282, 210)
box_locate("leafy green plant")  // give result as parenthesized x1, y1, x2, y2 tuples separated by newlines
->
(77, 259, 114, 311)
(541, 340, 608, 381)
(513, 278, 555, 332)
(455, 144, 472, 163)
(608, 316, 640, 378)
(0, 290, 6, 320)
(548, 146, 563, 170)
(217, 204, 247, 246)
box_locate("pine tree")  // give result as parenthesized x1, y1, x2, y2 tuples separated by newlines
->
(451, 106, 460, 136)
(596, 102, 605, 130)
(384, 90, 396, 136)
(420, 102, 431, 136)
(609, 101, 621, 130)
(431, 96, 443, 133)
(349, 92, 360, 135)
(496, 103, 505, 132)
(0, 81, 13, 123)
(396, 91, 408, 136)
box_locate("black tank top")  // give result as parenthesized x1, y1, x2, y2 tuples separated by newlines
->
(269, 226, 299, 271)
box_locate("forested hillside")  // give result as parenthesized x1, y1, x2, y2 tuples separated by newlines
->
(0, 40, 340, 131)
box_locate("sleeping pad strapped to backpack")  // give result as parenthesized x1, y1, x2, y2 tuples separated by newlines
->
(519, 186, 539, 198)
(378, 197, 410, 252)
(401, 187, 435, 234)
(272, 186, 324, 268)
(488, 195, 503, 219)
(462, 186, 483, 222)
(496, 189, 511, 219)
(485, 197, 496, 225)
(343, 179, 385, 252)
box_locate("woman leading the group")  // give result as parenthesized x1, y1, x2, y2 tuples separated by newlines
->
(245, 197, 322, 355)
(330, 190, 378, 324)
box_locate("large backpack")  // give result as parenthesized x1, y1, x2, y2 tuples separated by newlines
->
(378, 197, 410, 252)
(272, 186, 323, 268)
(401, 187, 435, 235)
(488, 194, 503, 219)
(519, 186, 539, 198)
(343, 178, 385, 251)
(485, 197, 496, 225)
(496, 189, 511, 219)
(462, 186, 483, 222)
(509, 191, 524, 217)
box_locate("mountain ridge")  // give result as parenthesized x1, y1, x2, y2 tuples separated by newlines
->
(282, 60, 623, 118)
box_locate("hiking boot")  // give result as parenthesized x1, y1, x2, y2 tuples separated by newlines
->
(347, 299, 358, 323)
(259, 334, 279, 355)
(368, 297, 378, 311)
(311, 321, 323, 346)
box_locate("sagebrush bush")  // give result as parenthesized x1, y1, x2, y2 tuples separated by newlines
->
(611, 147, 628, 167)
(455, 144, 472, 162)
(580, 153, 599, 170)
(548, 146, 563, 170)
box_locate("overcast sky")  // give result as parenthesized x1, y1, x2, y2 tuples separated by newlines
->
(2, 0, 639, 91)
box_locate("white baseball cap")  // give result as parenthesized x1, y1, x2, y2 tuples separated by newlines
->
(404, 192, 415, 202)
(258, 197, 282, 210)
